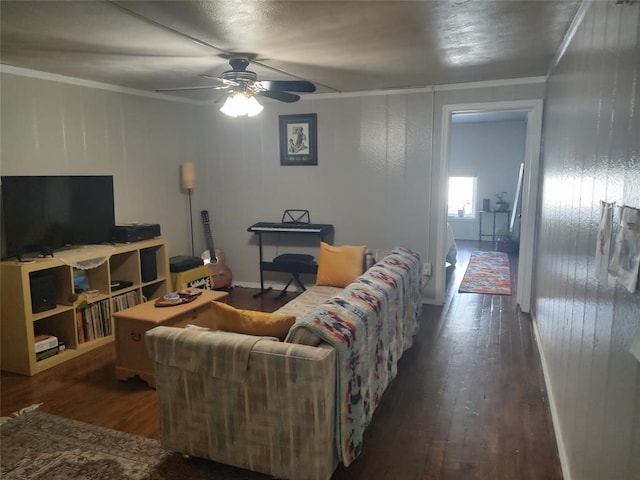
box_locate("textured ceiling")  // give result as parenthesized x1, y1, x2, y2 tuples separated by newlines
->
(0, 1, 581, 101)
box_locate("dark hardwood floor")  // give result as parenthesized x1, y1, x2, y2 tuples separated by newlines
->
(1, 240, 563, 479)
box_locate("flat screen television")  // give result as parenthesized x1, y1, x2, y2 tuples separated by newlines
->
(1, 175, 116, 259)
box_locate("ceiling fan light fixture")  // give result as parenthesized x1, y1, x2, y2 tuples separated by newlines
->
(219, 92, 264, 117)
(245, 95, 264, 117)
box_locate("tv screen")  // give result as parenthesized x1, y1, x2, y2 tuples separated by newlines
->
(1, 175, 115, 259)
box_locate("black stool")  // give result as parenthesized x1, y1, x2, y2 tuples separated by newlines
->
(272, 253, 316, 299)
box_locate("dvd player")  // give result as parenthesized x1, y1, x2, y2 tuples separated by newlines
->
(110, 224, 160, 243)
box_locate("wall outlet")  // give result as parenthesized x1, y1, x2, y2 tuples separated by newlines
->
(422, 262, 432, 277)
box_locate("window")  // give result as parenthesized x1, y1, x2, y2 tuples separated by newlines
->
(448, 175, 477, 218)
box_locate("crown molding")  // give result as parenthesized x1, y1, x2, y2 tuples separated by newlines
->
(300, 76, 546, 100)
(0, 64, 204, 105)
(433, 76, 546, 92)
(1, 64, 545, 104)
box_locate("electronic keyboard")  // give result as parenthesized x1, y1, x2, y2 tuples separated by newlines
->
(248, 222, 334, 235)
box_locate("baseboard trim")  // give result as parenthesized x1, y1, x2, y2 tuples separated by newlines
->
(421, 295, 441, 305)
(531, 312, 572, 480)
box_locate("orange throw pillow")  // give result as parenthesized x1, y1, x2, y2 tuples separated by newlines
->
(209, 301, 295, 341)
(316, 242, 366, 288)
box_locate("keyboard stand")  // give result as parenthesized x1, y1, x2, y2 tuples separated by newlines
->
(248, 222, 333, 298)
(252, 231, 272, 297)
(272, 254, 316, 299)
(276, 273, 305, 300)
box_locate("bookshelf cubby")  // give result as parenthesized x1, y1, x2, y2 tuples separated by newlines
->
(0, 238, 170, 376)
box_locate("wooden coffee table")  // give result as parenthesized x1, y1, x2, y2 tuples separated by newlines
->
(113, 289, 228, 387)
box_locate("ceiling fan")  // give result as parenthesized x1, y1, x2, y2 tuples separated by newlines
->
(157, 56, 316, 106)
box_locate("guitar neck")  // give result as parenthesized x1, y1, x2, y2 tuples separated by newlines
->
(201, 211, 217, 254)
(203, 223, 216, 252)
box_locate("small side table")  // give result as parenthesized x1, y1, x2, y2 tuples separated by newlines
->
(478, 210, 511, 244)
(113, 289, 228, 387)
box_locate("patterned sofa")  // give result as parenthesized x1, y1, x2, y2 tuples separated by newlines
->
(145, 247, 422, 480)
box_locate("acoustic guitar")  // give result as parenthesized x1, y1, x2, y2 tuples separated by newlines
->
(200, 210, 233, 289)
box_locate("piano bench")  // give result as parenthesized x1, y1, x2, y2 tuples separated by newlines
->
(273, 253, 315, 266)
(272, 254, 317, 299)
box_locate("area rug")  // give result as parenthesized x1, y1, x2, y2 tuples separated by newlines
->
(458, 250, 512, 295)
(0, 408, 270, 480)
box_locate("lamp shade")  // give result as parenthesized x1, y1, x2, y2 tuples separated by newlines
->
(220, 93, 264, 117)
(181, 162, 196, 189)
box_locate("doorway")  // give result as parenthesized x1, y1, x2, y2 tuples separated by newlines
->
(435, 100, 544, 313)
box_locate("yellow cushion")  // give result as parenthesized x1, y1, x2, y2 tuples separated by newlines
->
(316, 242, 366, 288)
(209, 301, 295, 341)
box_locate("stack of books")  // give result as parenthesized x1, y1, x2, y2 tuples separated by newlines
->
(35, 334, 58, 361)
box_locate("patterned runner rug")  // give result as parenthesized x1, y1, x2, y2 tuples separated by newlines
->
(1, 408, 269, 479)
(458, 250, 512, 295)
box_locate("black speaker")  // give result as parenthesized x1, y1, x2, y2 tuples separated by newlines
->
(140, 248, 158, 283)
(30, 270, 57, 313)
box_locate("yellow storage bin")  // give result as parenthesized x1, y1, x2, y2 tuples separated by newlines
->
(171, 265, 212, 291)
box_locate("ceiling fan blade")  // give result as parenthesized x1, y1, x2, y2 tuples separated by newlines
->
(156, 85, 228, 92)
(258, 80, 316, 93)
(257, 90, 300, 103)
(200, 74, 239, 87)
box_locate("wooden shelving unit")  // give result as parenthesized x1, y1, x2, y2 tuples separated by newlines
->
(0, 238, 170, 376)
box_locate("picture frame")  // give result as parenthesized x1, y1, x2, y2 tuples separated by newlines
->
(279, 113, 318, 166)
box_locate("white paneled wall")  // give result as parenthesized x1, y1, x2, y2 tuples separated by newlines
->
(1, 69, 545, 300)
(0, 73, 208, 256)
(196, 93, 434, 287)
(198, 85, 546, 298)
(535, 1, 640, 479)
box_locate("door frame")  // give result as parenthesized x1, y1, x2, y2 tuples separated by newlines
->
(435, 99, 543, 312)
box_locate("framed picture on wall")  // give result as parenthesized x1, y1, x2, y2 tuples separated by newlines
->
(279, 113, 317, 166)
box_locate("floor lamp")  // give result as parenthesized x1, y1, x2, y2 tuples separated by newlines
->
(181, 162, 196, 257)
